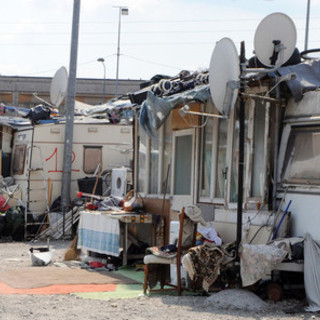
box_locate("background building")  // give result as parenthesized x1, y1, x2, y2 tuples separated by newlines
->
(0, 76, 144, 107)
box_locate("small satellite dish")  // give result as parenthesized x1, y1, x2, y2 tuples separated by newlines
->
(209, 37, 239, 115)
(254, 12, 297, 67)
(50, 66, 68, 108)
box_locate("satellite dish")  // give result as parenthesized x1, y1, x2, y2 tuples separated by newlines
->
(209, 37, 239, 115)
(50, 66, 68, 108)
(254, 12, 297, 67)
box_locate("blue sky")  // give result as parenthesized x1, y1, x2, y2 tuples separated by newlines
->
(0, 0, 319, 81)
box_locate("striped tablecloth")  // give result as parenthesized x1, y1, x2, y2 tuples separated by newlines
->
(77, 211, 120, 257)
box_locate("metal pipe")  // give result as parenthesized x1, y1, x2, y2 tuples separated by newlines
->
(273, 86, 280, 211)
(305, 0, 311, 51)
(236, 41, 246, 255)
(241, 93, 282, 103)
(179, 106, 228, 119)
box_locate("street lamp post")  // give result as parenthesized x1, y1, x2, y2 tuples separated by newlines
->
(114, 6, 128, 97)
(305, 0, 311, 51)
(97, 57, 106, 103)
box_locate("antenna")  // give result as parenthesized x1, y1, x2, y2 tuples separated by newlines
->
(253, 12, 297, 68)
(50, 66, 68, 108)
(209, 37, 240, 116)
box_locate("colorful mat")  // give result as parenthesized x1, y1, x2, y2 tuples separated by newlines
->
(0, 266, 197, 298)
(74, 283, 143, 299)
(0, 266, 143, 295)
(0, 266, 138, 289)
(0, 282, 117, 295)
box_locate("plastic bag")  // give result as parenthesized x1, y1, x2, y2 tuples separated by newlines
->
(26, 105, 51, 123)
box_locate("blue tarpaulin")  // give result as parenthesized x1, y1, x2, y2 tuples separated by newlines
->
(139, 85, 210, 137)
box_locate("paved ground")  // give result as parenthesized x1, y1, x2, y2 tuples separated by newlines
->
(0, 240, 319, 320)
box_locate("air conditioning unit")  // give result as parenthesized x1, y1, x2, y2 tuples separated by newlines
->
(111, 168, 132, 198)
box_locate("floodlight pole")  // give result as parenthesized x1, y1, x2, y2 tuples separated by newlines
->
(236, 41, 246, 256)
(61, 0, 81, 238)
(114, 6, 128, 97)
(305, 0, 311, 51)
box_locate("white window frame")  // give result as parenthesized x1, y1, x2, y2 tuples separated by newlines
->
(198, 99, 269, 207)
(245, 100, 270, 203)
(198, 107, 235, 206)
(138, 125, 167, 198)
(279, 122, 320, 187)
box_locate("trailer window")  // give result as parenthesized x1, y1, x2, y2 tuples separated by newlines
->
(138, 127, 147, 193)
(173, 131, 194, 195)
(231, 107, 249, 202)
(200, 112, 213, 198)
(215, 118, 228, 198)
(282, 127, 320, 184)
(252, 102, 266, 197)
(162, 121, 172, 194)
(149, 135, 159, 194)
(12, 145, 26, 175)
(138, 119, 172, 195)
(83, 146, 102, 174)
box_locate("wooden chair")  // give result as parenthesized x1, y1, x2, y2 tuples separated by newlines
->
(143, 207, 197, 295)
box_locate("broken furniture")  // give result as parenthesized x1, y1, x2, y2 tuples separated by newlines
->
(267, 260, 304, 301)
(77, 210, 160, 266)
(266, 237, 306, 302)
(240, 237, 305, 302)
(143, 207, 197, 295)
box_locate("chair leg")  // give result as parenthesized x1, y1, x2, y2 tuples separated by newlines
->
(177, 262, 182, 296)
(160, 278, 165, 289)
(143, 265, 148, 294)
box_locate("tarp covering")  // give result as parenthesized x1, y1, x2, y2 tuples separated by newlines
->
(79, 98, 135, 122)
(139, 85, 210, 137)
(304, 232, 320, 312)
(0, 104, 30, 118)
(277, 59, 320, 102)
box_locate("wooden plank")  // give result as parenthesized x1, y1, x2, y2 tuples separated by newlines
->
(171, 103, 202, 130)
(142, 197, 170, 245)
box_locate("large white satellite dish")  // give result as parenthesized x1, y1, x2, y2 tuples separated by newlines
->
(254, 12, 297, 67)
(50, 66, 68, 108)
(209, 37, 239, 115)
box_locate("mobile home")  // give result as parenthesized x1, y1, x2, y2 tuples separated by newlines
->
(0, 114, 133, 238)
(131, 58, 320, 245)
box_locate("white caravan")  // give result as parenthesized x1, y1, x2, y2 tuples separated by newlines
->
(9, 117, 133, 213)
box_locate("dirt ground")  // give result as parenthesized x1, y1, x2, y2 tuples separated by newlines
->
(0, 239, 319, 320)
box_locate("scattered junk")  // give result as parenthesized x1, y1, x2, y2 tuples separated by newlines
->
(29, 240, 55, 266)
(0, 65, 135, 241)
(1, 8, 320, 313)
(113, 11, 320, 310)
(29, 247, 55, 266)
